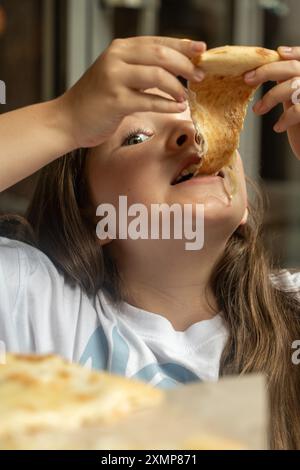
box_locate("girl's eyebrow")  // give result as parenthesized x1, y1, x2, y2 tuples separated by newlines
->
(117, 118, 148, 135)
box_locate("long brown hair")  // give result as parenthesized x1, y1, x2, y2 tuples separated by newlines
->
(3, 148, 300, 449)
(212, 182, 300, 449)
(25, 148, 122, 301)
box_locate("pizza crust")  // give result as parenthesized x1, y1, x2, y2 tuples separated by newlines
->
(188, 46, 280, 177)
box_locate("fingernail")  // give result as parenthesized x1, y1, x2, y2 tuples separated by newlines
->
(192, 41, 206, 52)
(274, 122, 282, 132)
(193, 68, 205, 81)
(254, 100, 266, 114)
(245, 70, 256, 81)
(178, 89, 188, 102)
(253, 100, 262, 111)
(177, 101, 187, 111)
(279, 46, 293, 54)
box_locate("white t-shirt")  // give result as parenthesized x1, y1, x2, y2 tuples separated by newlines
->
(0, 236, 299, 389)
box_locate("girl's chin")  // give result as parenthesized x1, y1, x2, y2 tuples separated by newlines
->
(168, 194, 234, 212)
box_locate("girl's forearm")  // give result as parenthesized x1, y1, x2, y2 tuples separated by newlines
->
(0, 98, 76, 192)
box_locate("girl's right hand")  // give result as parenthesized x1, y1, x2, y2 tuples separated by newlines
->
(60, 36, 206, 149)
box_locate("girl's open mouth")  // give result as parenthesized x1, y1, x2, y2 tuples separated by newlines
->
(171, 166, 225, 185)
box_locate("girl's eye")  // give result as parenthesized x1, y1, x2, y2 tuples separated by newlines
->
(122, 129, 153, 146)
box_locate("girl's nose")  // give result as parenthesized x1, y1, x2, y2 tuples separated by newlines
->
(167, 122, 198, 150)
(176, 134, 188, 146)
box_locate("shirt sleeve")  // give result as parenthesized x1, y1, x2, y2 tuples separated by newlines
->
(0, 236, 22, 351)
(0, 236, 86, 356)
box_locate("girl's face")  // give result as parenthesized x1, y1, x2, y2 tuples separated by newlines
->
(86, 90, 248, 251)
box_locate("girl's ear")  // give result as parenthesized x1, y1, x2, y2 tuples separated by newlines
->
(239, 207, 248, 226)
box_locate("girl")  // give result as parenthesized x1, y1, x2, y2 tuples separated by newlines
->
(0, 37, 300, 449)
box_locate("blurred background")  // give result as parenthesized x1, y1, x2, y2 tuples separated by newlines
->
(0, 0, 299, 268)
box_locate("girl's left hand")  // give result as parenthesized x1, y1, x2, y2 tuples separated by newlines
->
(244, 46, 300, 161)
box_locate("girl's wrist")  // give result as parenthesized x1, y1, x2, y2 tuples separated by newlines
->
(44, 96, 79, 156)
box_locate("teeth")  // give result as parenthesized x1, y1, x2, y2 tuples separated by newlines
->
(178, 163, 199, 179)
(174, 164, 225, 185)
(186, 164, 199, 174)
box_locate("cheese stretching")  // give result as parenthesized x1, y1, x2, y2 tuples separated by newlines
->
(187, 45, 280, 196)
(0, 353, 164, 448)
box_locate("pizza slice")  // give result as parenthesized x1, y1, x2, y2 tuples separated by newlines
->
(187, 45, 280, 196)
(0, 353, 164, 448)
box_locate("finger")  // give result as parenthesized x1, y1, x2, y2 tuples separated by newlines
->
(125, 89, 188, 115)
(244, 60, 300, 86)
(124, 36, 207, 59)
(112, 40, 204, 82)
(154, 36, 207, 57)
(123, 64, 187, 102)
(118, 42, 205, 83)
(282, 100, 294, 112)
(253, 78, 300, 114)
(278, 46, 300, 61)
(273, 104, 300, 132)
